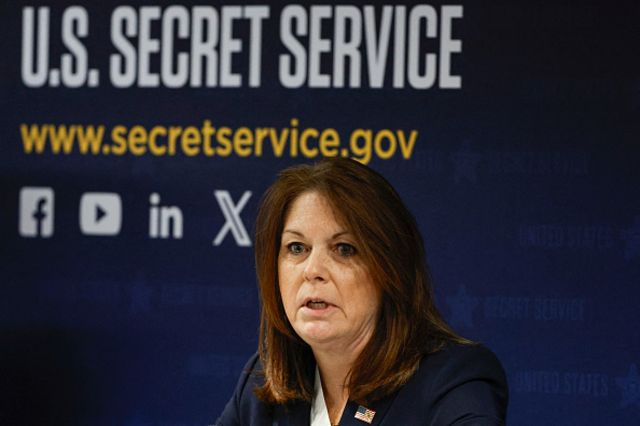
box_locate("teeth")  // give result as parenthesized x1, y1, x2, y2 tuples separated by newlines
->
(307, 301, 328, 309)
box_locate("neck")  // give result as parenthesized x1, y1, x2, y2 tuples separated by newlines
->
(315, 350, 352, 403)
(314, 350, 351, 425)
(312, 331, 372, 424)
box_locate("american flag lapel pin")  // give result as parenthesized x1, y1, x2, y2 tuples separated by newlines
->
(354, 405, 376, 424)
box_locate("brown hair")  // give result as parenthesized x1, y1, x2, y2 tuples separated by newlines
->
(254, 158, 469, 405)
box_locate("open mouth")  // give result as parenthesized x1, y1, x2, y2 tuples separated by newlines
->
(307, 300, 328, 310)
(303, 299, 334, 310)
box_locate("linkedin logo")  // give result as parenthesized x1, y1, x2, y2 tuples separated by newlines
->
(19, 187, 54, 237)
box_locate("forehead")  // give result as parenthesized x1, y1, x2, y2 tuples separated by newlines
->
(282, 191, 345, 231)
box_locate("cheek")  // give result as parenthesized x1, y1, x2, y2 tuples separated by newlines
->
(278, 262, 299, 316)
(351, 295, 380, 318)
(349, 272, 381, 315)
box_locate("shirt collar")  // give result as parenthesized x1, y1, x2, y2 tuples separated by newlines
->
(310, 366, 333, 426)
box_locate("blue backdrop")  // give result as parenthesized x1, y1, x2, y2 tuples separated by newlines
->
(1, 1, 639, 425)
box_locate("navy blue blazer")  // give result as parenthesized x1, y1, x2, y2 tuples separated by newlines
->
(216, 344, 508, 425)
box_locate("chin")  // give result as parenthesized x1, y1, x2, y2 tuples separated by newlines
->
(297, 325, 336, 346)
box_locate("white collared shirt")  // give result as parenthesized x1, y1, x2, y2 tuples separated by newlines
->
(310, 366, 333, 426)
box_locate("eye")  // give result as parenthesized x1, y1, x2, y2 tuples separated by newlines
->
(287, 242, 306, 255)
(336, 243, 356, 257)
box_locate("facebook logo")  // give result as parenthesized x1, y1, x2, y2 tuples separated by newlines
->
(19, 187, 54, 238)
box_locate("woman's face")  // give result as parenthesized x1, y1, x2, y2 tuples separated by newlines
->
(278, 191, 381, 354)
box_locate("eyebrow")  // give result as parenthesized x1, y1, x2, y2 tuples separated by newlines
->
(282, 229, 351, 240)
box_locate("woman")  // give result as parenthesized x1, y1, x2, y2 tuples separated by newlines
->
(216, 158, 508, 425)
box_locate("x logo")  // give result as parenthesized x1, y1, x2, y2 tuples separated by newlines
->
(212, 190, 252, 247)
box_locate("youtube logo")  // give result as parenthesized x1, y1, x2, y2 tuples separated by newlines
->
(79, 193, 122, 236)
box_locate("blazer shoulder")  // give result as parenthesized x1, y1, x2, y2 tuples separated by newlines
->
(391, 343, 508, 425)
(424, 343, 507, 386)
(215, 353, 272, 426)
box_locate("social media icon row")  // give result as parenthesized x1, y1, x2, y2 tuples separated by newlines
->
(19, 187, 122, 237)
(18, 186, 254, 245)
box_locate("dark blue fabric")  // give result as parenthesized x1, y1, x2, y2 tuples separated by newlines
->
(216, 344, 508, 426)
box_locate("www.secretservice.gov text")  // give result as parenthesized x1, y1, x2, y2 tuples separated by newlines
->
(20, 119, 418, 165)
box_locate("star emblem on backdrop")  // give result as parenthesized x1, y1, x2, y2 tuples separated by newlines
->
(446, 285, 479, 329)
(130, 278, 153, 314)
(616, 363, 640, 408)
(621, 216, 640, 260)
(450, 141, 482, 184)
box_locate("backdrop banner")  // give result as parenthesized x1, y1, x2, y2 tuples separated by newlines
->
(1, 1, 639, 425)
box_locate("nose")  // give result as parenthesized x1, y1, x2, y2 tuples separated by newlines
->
(303, 248, 329, 283)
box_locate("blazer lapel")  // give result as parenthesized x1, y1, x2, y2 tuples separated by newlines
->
(338, 391, 399, 426)
(273, 400, 311, 426)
